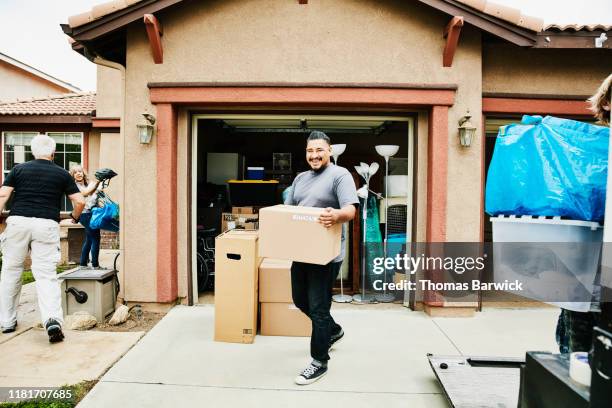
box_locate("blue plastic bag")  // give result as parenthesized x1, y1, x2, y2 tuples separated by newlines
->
(485, 115, 609, 222)
(90, 195, 120, 232)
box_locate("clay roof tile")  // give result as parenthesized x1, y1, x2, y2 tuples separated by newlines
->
(0, 93, 96, 116)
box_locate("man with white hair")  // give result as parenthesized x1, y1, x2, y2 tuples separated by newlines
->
(0, 134, 85, 343)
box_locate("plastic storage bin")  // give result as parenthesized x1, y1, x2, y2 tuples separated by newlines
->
(227, 180, 278, 206)
(491, 215, 602, 243)
(490, 215, 603, 311)
(246, 167, 265, 180)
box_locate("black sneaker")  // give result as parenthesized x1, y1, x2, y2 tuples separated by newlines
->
(2, 323, 17, 334)
(329, 328, 344, 351)
(45, 319, 64, 343)
(295, 361, 328, 385)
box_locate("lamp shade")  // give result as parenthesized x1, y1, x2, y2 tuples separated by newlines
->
(331, 144, 346, 164)
(375, 145, 399, 158)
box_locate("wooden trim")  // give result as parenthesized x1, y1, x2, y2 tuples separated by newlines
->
(443, 16, 464, 67)
(144, 14, 163, 64)
(150, 86, 456, 107)
(186, 113, 193, 306)
(148, 82, 459, 90)
(156, 103, 178, 302)
(65, 0, 540, 48)
(483, 92, 590, 100)
(92, 117, 120, 128)
(0, 115, 92, 124)
(83, 131, 89, 169)
(482, 97, 591, 116)
(68, 0, 183, 41)
(416, 0, 536, 46)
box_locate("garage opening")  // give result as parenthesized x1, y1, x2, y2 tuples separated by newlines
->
(191, 114, 415, 305)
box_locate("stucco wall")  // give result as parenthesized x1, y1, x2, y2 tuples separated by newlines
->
(483, 44, 612, 95)
(96, 66, 123, 118)
(0, 61, 70, 103)
(122, 0, 483, 302)
(88, 130, 100, 173)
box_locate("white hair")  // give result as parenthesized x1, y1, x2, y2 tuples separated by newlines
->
(31, 134, 56, 159)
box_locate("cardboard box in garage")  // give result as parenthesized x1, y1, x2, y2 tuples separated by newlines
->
(258, 205, 342, 264)
(231, 206, 259, 215)
(221, 212, 259, 232)
(260, 302, 311, 337)
(214, 230, 261, 343)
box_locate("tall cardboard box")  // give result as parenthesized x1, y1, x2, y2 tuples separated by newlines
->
(258, 205, 342, 264)
(259, 258, 310, 337)
(214, 230, 261, 343)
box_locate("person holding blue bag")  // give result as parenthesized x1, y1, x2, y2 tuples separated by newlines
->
(89, 168, 119, 233)
(70, 165, 101, 268)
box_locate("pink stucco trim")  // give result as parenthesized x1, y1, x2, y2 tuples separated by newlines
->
(156, 103, 178, 302)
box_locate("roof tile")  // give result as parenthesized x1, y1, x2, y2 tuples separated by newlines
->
(68, 0, 610, 34)
(0, 93, 96, 116)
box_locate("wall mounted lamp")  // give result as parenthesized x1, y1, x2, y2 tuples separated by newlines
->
(458, 111, 476, 147)
(137, 113, 156, 144)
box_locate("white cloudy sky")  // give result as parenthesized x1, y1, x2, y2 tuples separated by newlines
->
(0, 0, 610, 91)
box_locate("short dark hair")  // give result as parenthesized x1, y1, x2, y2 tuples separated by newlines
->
(307, 130, 331, 146)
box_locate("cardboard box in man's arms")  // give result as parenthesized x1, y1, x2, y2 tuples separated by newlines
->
(258, 205, 341, 265)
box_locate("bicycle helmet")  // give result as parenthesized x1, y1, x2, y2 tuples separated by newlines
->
(95, 168, 118, 181)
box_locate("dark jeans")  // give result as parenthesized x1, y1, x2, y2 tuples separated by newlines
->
(79, 212, 100, 268)
(291, 261, 342, 363)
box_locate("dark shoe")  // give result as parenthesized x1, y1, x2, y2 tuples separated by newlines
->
(2, 323, 17, 334)
(329, 328, 344, 351)
(45, 319, 64, 343)
(295, 361, 328, 385)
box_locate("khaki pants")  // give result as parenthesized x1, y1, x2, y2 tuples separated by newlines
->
(0, 216, 63, 329)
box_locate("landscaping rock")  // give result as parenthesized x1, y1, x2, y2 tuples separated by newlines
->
(65, 312, 97, 330)
(108, 305, 129, 326)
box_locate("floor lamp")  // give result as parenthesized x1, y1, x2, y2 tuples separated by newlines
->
(375, 145, 400, 303)
(353, 162, 379, 304)
(330, 144, 352, 303)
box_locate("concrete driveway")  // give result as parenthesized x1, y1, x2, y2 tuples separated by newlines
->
(77, 305, 559, 408)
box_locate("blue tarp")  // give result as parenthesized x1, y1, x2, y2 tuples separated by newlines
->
(485, 115, 609, 222)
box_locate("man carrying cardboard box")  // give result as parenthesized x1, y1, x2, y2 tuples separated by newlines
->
(284, 131, 358, 385)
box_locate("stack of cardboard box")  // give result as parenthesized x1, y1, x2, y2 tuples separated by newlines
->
(259, 259, 310, 336)
(214, 205, 343, 343)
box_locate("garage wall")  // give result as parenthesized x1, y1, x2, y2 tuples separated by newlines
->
(483, 44, 612, 96)
(122, 0, 483, 302)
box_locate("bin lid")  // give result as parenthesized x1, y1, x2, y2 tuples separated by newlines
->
(59, 267, 117, 281)
(227, 179, 278, 184)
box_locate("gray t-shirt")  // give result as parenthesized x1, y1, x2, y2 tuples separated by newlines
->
(284, 163, 359, 263)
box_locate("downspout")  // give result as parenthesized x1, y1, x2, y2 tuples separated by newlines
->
(88, 52, 127, 304)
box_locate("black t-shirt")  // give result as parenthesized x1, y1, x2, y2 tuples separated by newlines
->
(3, 159, 80, 222)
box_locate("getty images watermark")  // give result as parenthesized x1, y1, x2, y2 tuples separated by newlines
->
(370, 252, 523, 292)
(362, 241, 604, 305)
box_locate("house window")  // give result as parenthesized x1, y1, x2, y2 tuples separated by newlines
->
(2, 131, 84, 211)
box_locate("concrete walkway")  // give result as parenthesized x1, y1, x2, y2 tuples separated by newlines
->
(78, 305, 559, 408)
